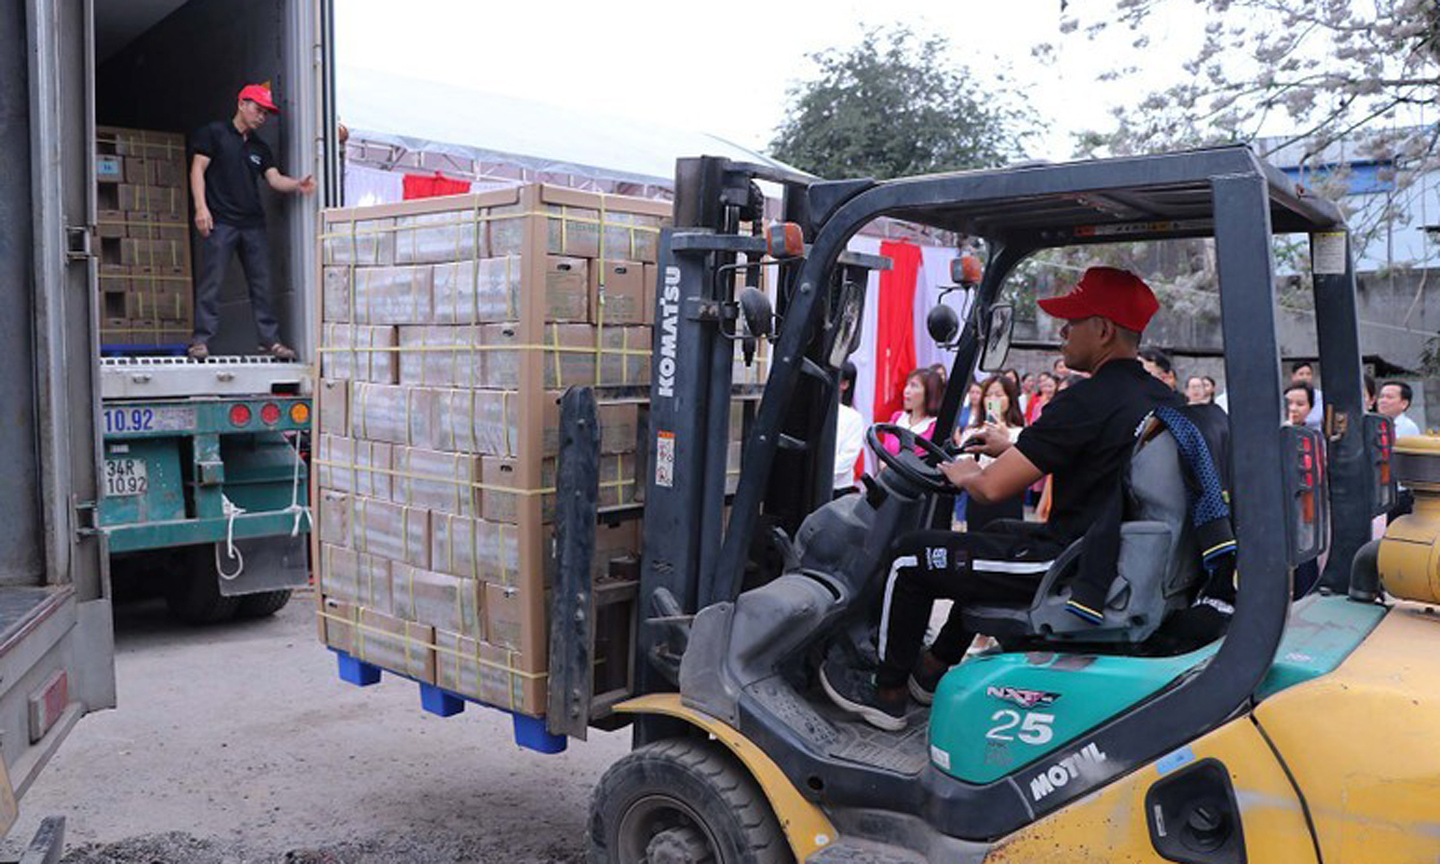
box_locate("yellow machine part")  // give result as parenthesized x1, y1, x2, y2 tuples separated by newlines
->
(614, 693, 839, 861)
(983, 714, 1317, 863)
(1253, 602, 1440, 863)
(1380, 434, 1440, 603)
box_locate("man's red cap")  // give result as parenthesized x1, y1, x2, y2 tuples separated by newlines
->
(238, 83, 279, 113)
(1037, 266, 1159, 333)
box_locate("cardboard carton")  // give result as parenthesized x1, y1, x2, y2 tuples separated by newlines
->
(350, 496, 431, 569)
(316, 435, 393, 500)
(318, 544, 394, 614)
(317, 379, 350, 438)
(321, 599, 436, 684)
(391, 564, 483, 640)
(320, 323, 399, 384)
(590, 260, 647, 325)
(391, 445, 481, 515)
(429, 512, 522, 586)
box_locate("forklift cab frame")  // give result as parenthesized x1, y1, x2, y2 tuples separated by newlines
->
(610, 146, 1391, 857)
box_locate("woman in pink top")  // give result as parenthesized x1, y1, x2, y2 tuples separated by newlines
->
(880, 368, 942, 455)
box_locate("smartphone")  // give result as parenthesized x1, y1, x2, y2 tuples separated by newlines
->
(984, 397, 1003, 425)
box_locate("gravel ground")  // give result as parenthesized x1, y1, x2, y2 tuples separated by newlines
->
(0, 590, 629, 863)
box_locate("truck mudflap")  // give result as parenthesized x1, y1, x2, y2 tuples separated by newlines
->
(215, 533, 310, 597)
(5, 817, 65, 864)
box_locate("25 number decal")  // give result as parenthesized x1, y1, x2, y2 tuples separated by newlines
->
(985, 710, 1055, 745)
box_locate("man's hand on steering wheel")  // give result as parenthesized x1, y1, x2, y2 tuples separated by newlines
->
(956, 422, 1012, 459)
(940, 457, 981, 490)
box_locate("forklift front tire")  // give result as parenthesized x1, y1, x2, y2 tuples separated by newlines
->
(589, 738, 789, 864)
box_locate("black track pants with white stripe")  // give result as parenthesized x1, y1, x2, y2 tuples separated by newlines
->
(877, 521, 1065, 690)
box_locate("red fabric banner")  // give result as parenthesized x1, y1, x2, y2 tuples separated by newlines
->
(872, 240, 922, 425)
(402, 172, 471, 200)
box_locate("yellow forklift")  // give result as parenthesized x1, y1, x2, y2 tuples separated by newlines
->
(562, 148, 1440, 862)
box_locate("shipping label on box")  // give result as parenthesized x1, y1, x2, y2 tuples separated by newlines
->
(397, 325, 485, 389)
(351, 496, 431, 568)
(430, 513, 521, 586)
(317, 435, 393, 499)
(323, 217, 396, 266)
(430, 388, 517, 457)
(394, 210, 486, 265)
(96, 154, 123, 184)
(319, 543, 394, 615)
(353, 265, 434, 324)
(590, 260, 646, 325)
(541, 395, 639, 456)
(318, 378, 351, 438)
(321, 323, 398, 384)
(350, 382, 436, 447)
(391, 564, 483, 640)
(432, 256, 521, 324)
(392, 445, 480, 515)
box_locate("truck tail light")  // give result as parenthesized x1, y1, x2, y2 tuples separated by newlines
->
(260, 403, 281, 425)
(290, 401, 311, 424)
(229, 404, 252, 427)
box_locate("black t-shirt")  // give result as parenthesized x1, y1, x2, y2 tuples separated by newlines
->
(191, 120, 276, 228)
(1015, 358, 1183, 544)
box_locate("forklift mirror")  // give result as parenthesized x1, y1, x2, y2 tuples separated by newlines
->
(738, 286, 774, 339)
(978, 304, 1015, 372)
(829, 281, 866, 367)
(926, 304, 961, 346)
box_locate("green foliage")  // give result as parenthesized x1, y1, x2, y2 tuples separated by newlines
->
(770, 26, 1032, 180)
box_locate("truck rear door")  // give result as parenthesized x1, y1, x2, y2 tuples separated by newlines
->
(0, 0, 119, 829)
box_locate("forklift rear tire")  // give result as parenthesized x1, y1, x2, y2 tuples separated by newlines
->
(236, 589, 293, 618)
(589, 738, 789, 864)
(163, 549, 239, 625)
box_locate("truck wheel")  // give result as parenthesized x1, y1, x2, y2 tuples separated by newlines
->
(236, 589, 293, 618)
(589, 738, 789, 864)
(163, 549, 239, 625)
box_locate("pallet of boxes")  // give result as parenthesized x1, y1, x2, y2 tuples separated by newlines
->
(95, 126, 193, 349)
(313, 184, 713, 739)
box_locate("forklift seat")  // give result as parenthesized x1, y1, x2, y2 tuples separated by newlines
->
(960, 426, 1204, 644)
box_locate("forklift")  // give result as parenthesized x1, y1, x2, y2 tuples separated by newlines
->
(566, 148, 1440, 863)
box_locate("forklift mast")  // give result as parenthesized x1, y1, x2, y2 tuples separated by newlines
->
(636, 158, 888, 705)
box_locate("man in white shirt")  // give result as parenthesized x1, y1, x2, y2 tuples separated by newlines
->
(1378, 381, 1422, 437)
(834, 362, 867, 494)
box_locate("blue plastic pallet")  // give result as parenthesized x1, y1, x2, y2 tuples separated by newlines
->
(331, 648, 567, 754)
(100, 343, 189, 358)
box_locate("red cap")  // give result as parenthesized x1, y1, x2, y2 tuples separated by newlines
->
(1037, 266, 1159, 333)
(238, 84, 279, 113)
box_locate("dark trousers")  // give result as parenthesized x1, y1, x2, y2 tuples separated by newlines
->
(877, 521, 1065, 689)
(194, 222, 280, 347)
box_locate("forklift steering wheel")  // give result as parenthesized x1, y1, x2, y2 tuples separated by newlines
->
(866, 423, 954, 494)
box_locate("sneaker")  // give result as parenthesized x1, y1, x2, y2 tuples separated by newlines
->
(187, 342, 209, 361)
(819, 658, 907, 732)
(263, 342, 298, 361)
(907, 652, 951, 706)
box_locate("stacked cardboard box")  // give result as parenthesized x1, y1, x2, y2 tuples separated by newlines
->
(95, 126, 193, 346)
(314, 184, 671, 717)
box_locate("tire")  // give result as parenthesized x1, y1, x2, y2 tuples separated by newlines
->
(236, 589, 293, 618)
(589, 738, 790, 864)
(162, 547, 239, 625)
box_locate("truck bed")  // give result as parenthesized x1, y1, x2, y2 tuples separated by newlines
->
(100, 356, 307, 400)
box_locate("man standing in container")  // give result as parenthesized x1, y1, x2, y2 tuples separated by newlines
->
(188, 83, 314, 361)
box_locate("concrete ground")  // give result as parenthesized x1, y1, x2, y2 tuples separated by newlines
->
(0, 590, 629, 863)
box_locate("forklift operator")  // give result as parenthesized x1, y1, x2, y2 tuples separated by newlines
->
(823, 267, 1184, 731)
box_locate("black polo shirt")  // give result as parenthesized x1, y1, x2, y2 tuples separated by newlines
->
(1015, 358, 1183, 544)
(191, 120, 276, 228)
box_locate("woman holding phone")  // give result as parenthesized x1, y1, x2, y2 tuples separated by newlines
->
(955, 374, 1026, 529)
